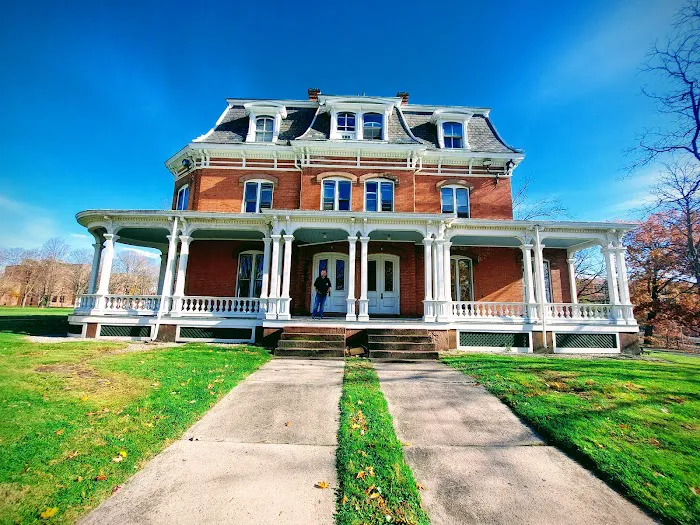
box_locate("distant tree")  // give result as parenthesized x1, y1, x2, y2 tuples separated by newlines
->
(574, 247, 608, 302)
(112, 251, 158, 295)
(66, 249, 92, 299)
(512, 175, 568, 220)
(36, 238, 71, 307)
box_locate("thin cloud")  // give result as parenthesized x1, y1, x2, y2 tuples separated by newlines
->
(0, 195, 60, 248)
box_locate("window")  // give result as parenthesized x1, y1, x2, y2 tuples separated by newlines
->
(337, 112, 356, 139)
(255, 117, 274, 142)
(450, 257, 473, 301)
(442, 122, 463, 149)
(363, 113, 383, 140)
(236, 251, 264, 298)
(530, 259, 553, 302)
(322, 179, 352, 211)
(176, 185, 189, 211)
(243, 181, 273, 213)
(440, 186, 469, 218)
(365, 180, 394, 212)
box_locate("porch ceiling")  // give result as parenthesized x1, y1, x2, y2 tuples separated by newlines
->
(116, 227, 170, 248)
(294, 228, 348, 244)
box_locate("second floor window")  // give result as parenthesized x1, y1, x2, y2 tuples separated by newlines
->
(365, 180, 393, 212)
(176, 185, 189, 210)
(363, 113, 383, 140)
(443, 122, 463, 148)
(441, 186, 469, 218)
(255, 117, 274, 142)
(243, 181, 273, 212)
(322, 179, 352, 211)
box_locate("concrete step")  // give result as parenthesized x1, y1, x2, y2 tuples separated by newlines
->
(277, 339, 346, 350)
(282, 326, 345, 335)
(367, 329, 429, 336)
(369, 350, 439, 360)
(368, 334, 433, 344)
(274, 348, 345, 358)
(280, 333, 345, 342)
(368, 342, 436, 352)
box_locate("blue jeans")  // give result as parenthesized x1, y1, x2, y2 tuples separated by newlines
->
(312, 293, 327, 317)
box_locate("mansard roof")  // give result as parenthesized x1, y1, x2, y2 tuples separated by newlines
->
(192, 93, 521, 154)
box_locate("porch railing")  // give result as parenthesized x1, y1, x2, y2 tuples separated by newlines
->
(103, 294, 161, 315)
(177, 296, 263, 317)
(452, 301, 528, 319)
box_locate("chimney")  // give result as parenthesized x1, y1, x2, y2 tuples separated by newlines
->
(396, 91, 409, 104)
(308, 88, 321, 101)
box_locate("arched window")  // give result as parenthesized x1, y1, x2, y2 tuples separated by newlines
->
(364, 178, 394, 212)
(450, 256, 474, 301)
(363, 113, 383, 140)
(320, 177, 352, 211)
(442, 122, 463, 148)
(243, 180, 274, 213)
(440, 185, 469, 218)
(337, 112, 356, 138)
(255, 117, 274, 142)
(176, 185, 189, 211)
(236, 251, 264, 298)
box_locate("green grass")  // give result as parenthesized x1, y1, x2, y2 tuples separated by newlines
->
(336, 359, 429, 525)
(0, 311, 270, 524)
(443, 352, 700, 525)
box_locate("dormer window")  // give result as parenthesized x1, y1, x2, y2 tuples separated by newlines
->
(176, 185, 189, 211)
(255, 117, 274, 142)
(337, 112, 356, 139)
(441, 185, 469, 218)
(442, 122, 463, 149)
(363, 113, 383, 140)
(243, 180, 273, 212)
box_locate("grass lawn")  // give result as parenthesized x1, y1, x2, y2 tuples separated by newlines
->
(0, 309, 270, 524)
(443, 352, 700, 525)
(336, 358, 429, 525)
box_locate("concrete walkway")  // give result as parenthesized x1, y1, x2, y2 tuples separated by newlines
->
(374, 361, 656, 525)
(80, 359, 344, 525)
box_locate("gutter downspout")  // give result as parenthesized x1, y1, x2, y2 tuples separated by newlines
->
(534, 225, 548, 350)
(152, 216, 179, 341)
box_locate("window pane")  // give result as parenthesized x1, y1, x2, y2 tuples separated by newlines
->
(260, 183, 273, 210)
(450, 258, 456, 301)
(441, 188, 454, 213)
(368, 260, 377, 292)
(318, 259, 328, 274)
(363, 113, 383, 140)
(244, 183, 258, 212)
(237, 254, 253, 297)
(253, 254, 264, 298)
(543, 261, 552, 302)
(323, 181, 335, 210)
(380, 182, 393, 211)
(338, 181, 351, 211)
(366, 182, 378, 211)
(456, 188, 469, 218)
(458, 259, 472, 301)
(335, 259, 345, 290)
(384, 260, 394, 292)
(338, 112, 355, 131)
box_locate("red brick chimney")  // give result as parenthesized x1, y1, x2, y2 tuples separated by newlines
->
(308, 88, 321, 101)
(396, 92, 409, 104)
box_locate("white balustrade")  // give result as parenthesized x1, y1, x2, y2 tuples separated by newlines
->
(74, 294, 98, 313)
(546, 303, 613, 320)
(103, 295, 161, 314)
(178, 296, 264, 317)
(451, 301, 527, 319)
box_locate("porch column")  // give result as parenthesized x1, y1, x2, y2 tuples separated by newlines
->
(278, 234, 294, 320)
(96, 233, 116, 297)
(615, 247, 631, 304)
(431, 241, 439, 300)
(435, 238, 448, 321)
(259, 236, 272, 318)
(87, 238, 103, 294)
(171, 235, 191, 315)
(566, 253, 578, 304)
(422, 237, 435, 322)
(358, 236, 370, 321)
(520, 243, 538, 320)
(159, 219, 179, 314)
(532, 237, 548, 319)
(346, 235, 358, 321)
(266, 234, 281, 319)
(602, 247, 620, 305)
(156, 251, 168, 295)
(443, 240, 452, 300)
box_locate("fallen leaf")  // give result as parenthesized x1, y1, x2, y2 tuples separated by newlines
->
(95, 475, 107, 481)
(691, 487, 700, 496)
(285, 421, 293, 427)
(653, 472, 666, 478)
(341, 494, 349, 505)
(356, 470, 366, 479)
(112, 485, 121, 494)
(189, 400, 196, 404)
(401, 441, 412, 447)
(40, 507, 58, 519)
(367, 466, 375, 477)
(112, 456, 123, 463)
(119, 451, 128, 458)
(416, 483, 427, 490)
(80, 396, 88, 402)
(54, 429, 64, 436)
(369, 492, 381, 499)
(315, 481, 330, 489)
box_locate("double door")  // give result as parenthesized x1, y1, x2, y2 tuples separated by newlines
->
(311, 253, 348, 313)
(367, 254, 400, 315)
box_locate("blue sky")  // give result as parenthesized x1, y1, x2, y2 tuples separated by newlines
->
(0, 0, 681, 254)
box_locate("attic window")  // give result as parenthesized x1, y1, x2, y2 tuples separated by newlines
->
(337, 112, 356, 139)
(255, 117, 274, 142)
(442, 122, 463, 149)
(363, 113, 383, 140)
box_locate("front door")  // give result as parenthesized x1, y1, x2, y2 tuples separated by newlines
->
(367, 254, 400, 315)
(311, 253, 348, 313)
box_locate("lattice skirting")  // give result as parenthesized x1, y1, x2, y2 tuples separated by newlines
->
(555, 333, 617, 349)
(459, 331, 530, 349)
(178, 326, 253, 342)
(99, 325, 152, 338)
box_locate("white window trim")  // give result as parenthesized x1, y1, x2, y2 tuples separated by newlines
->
(244, 103, 287, 143)
(543, 258, 552, 302)
(320, 177, 353, 211)
(450, 255, 474, 301)
(235, 250, 265, 298)
(176, 184, 189, 211)
(363, 178, 395, 212)
(242, 179, 274, 213)
(327, 102, 392, 141)
(431, 109, 473, 149)
(440, 184, 470, 217)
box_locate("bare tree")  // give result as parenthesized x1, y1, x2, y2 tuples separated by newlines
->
(36, 238, 71, 307)
(66, 249, 92, 300)
(112, 250, 158, 295)
(512, 175, 568, 220)
(574, 247, 609, 302)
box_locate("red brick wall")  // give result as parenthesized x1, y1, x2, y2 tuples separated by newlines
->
(544, 248, 571, 303)
(414, 176, 513, 219)
(185, 240, 265, 296)
(451, 246, 524, 302)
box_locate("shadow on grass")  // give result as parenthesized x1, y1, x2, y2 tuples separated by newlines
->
(0, 315, 70, 336)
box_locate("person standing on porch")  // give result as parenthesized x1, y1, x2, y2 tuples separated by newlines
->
(312, 268, 332, 319)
